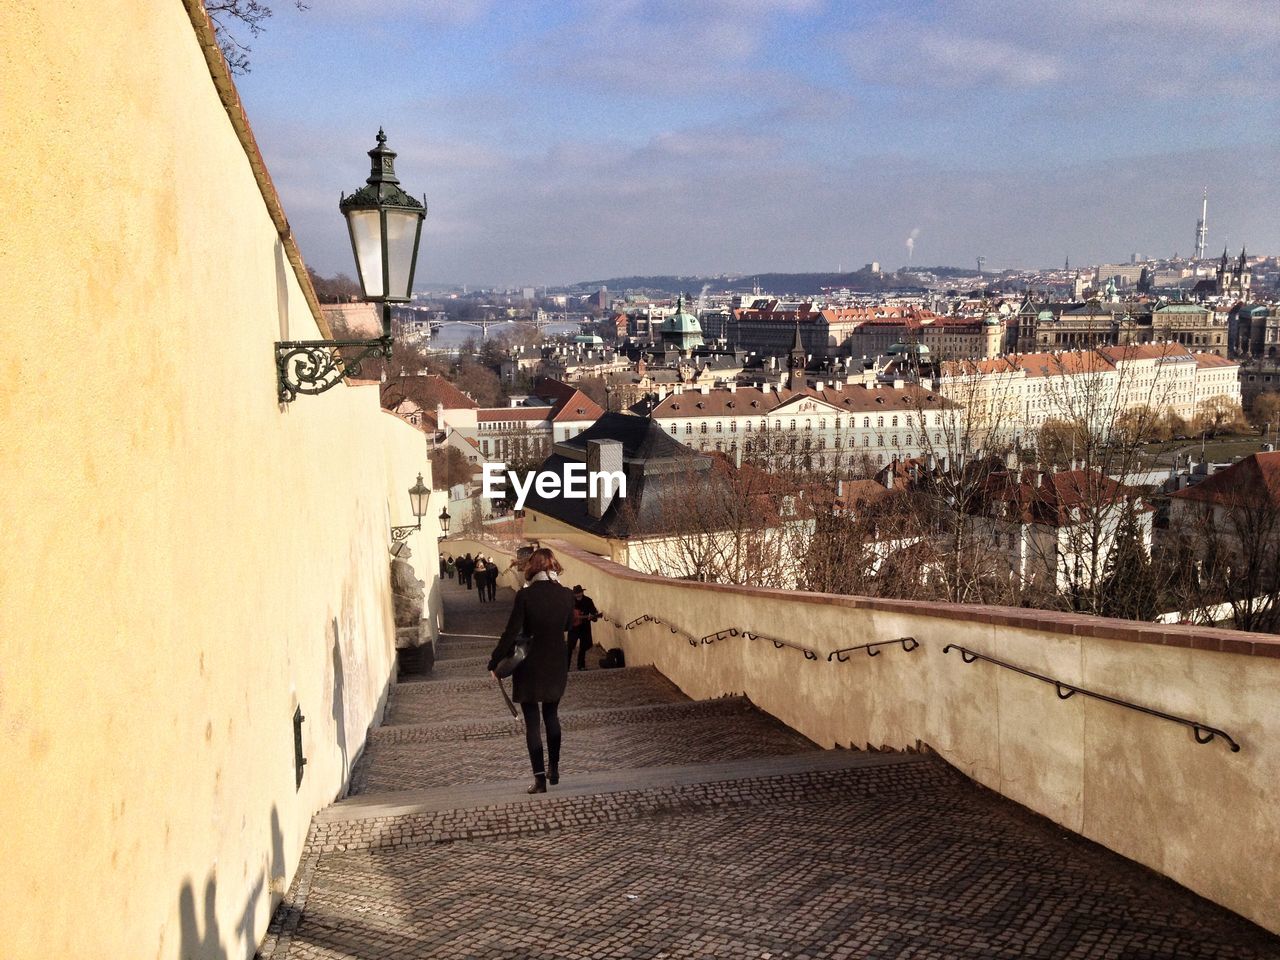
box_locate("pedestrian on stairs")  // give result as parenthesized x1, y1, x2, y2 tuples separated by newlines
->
(488, 547, 574, 794)
(567, 585, 601, 671)
(474, 558, 489, 601)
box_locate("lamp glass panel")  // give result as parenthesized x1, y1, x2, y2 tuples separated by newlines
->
(410, 486, 430, 518)
(347, 209, 384, 298)
(385, 209, 421, 300)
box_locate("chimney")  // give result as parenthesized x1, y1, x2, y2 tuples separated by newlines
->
(727, 382, 737, 393)
(436, 402, 445, 426)
(586, 439, 624, 520)
(700, 384, 710, 395)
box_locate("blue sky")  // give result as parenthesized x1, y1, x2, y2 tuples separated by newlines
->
(234, 0, 1280, 287)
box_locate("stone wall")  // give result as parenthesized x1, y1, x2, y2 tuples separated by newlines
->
(0, 4, 440, 958)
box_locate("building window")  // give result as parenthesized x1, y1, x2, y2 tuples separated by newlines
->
(685, 424, 692, 435)
(891, 416, 898, 427)
(716, 421, 723, 433)
(700, 423, 708, 434)
(877, 436, 884, 446)
(670, 425, 677, 435)
(877, 416, 884, 428)
(863, 436, 869, 447)
(730, 421, 737, 432)
(863, 417, 870, 428)
(790, 419, 797, 430)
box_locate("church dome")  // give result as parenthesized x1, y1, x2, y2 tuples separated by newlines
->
(662, 296, 702, 335)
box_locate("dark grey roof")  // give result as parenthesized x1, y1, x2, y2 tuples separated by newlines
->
(557, 412, 692, 463)
(523, 413, 711, 539)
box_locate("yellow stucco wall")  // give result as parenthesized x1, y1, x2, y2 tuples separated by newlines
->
(0, 3, 439, 958)
(449, 536, 1280, 935)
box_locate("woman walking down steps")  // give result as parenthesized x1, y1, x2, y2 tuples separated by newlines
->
(487, 547, 575, 794)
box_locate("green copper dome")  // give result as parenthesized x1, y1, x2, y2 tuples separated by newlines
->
(659, 295, 705, 352)
(662, 295, 703, 335)
(887, 341, 930, 356)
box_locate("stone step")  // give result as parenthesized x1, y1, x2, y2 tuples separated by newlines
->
(384, 666, 685, 726)
(370, 695, 756, 746)
(321, 752, 942, 852)
(434, 643, 496, 661)
(427, 655, 489, 676)
(349, 699, 819, 797)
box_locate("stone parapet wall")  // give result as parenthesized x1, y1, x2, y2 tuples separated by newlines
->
(443, 535, 1280, 935)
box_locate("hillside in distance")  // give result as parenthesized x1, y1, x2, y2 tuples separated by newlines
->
(571, 266, 984, 297)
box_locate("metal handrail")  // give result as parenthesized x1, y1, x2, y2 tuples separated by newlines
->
(627, 613, 900, 663)
(828, 637, 920, 661)
(942, 644, 1241, 753)
(624, 613, 699, 645)
(741, 630, 820, 660)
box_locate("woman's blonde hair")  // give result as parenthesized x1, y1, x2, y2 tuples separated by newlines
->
(524, 547, 563, 580)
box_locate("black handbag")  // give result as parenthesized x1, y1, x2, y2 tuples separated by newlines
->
(492, 634, 530, 679)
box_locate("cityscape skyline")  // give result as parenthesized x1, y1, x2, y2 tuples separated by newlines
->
(237, 1, 1280, 287)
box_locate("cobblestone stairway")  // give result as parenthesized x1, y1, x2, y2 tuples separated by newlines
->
(259, 578, 1280, 959)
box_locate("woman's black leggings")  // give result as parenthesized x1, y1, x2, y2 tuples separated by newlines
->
(520, 701, 561, 776)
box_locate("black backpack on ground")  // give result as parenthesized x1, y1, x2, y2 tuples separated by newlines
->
(600, 648, 625, 669)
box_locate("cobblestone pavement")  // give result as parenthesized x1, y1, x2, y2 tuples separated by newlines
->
(259, 574, 1280, 960)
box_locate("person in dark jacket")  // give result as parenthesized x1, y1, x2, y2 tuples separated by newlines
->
(481, 556, 499, 601)
(488, 547, 574, 794)
(474, 558, 490, 601)
(567, 585, 600, 671)
(459, 553, 474, 589)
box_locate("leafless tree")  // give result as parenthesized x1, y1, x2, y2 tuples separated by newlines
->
(207, 0, 307, 75)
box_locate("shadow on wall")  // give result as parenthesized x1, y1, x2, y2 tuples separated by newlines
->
(331, 617, 348, 785)
(177, 805, 287, 960)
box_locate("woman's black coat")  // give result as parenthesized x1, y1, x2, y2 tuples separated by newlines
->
(488, 579, 575, 704)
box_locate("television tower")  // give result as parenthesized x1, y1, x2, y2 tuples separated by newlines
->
(1194, 188, 1208, 260)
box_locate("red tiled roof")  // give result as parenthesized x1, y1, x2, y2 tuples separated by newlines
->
(477, 408, 553, 423)
(980, 468, 1138, 526)
(550, 388, 605, 423)
(1097, 343, 1194, 364)
(649, 387, 795, 418)
(1194, 353, 1237, 369)
(1170, 453, 1280, 508)
(533, 376, 577, 405)
(381, 375, 477, 412)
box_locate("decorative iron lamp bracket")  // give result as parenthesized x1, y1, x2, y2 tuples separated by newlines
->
(389, 520, 420, 542)
(276, 334, 393, 404)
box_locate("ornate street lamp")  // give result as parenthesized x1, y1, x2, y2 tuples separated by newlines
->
(276, 129, 427, 403)
(391, 473, 432, 542)
(438, 506, 451, 536)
